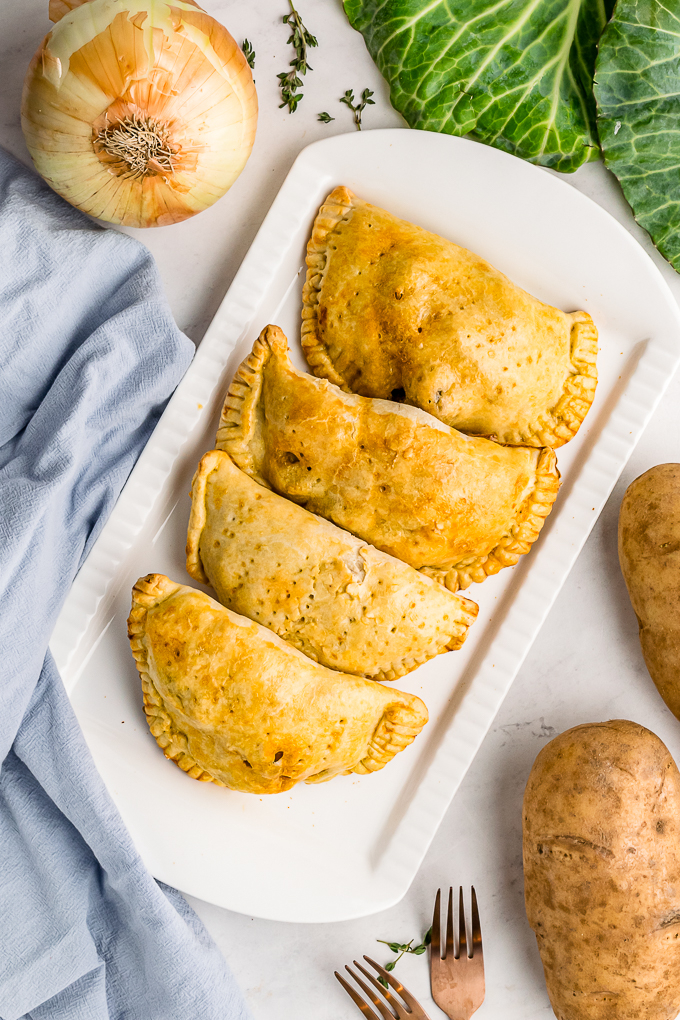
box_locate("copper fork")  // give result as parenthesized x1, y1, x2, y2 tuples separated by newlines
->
(431, 887, 485, 1019)
(335, 955, 432, 1019)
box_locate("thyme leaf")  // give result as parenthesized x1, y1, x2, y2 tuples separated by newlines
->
(241, 39, 255, 70)
(376, 926, 432, 987)
(318, 111, 335, 123)
(340, 88, 375, 130)
(278, 0, 318, 113)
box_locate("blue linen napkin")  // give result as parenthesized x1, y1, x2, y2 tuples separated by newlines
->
(0, 147, 251, 1020)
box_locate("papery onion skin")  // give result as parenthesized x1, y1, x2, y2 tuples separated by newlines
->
(21, 0, 257, 227)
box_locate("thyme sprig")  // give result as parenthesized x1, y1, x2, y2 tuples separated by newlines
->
(318, 112, 334, 123)
(278, 0, 318, 113)
(242, 39, 255, 70)
(376, 926, 432, 987)
(340, 88, 375, 130)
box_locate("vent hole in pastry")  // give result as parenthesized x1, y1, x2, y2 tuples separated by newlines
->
(274, 751, 283, 762)
(283, 452, 300, 464)
(243, 760, 252, 768)
(391, 387, 405, 402)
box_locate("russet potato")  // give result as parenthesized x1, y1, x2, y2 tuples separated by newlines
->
(523, 720, 680, 1020)
(619, 464, 680, 719)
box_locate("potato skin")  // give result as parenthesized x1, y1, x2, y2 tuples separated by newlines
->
(523, 720, 680, 1020)
(619, 464, 680, 719)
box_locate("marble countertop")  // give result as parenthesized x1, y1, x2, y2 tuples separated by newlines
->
(3, 2, 680, 1018)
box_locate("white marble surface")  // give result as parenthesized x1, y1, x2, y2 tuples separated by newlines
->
(4, 2, 680, 1018)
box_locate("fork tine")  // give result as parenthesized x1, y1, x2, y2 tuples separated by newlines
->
(363, 956, 424, 1016)
(458, 886, 468, 959)
(471, 886, 483, 958)
(335, 970, 382, 1020)
(431, 887, 441, 960)
(347, 964, 399, 1020)
(354, 958, 407, 1015)
(446, 887, 454, 960)
(359, 957, 422, 1014)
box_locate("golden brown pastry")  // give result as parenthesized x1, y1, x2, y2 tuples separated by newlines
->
(186, 449, 478, 680)
(216, 325, 560, 591)
(128, 574, 428, 795)
(302, 187, 598, 447)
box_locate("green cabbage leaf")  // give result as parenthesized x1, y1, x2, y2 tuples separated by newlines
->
(595, 0, 680, 270)
(344, 0, 614, 172)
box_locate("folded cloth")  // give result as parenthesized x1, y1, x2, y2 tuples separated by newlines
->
(0, 148, 251, 1020)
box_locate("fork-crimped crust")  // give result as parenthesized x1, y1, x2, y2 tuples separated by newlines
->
(128, 573, 428, 794)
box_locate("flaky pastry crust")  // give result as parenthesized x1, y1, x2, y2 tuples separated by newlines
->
(216, 325, 560, 591)
(301, 187, 598, 448)
(128, 574, 428, 794)
(186, 449, 478, 680)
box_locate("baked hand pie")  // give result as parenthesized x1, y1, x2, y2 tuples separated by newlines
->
(128, 574, 428, 795)
(301, 187, 598, 447)
(186, 449, 478, 680)
(216, 325, 560, 591)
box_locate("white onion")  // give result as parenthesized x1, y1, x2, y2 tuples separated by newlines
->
(22, 0, 258, 227)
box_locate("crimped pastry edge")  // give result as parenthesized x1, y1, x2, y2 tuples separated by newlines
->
(128, 573, 429, 786)
(300, 186, 598, 449)
(215, 323, 284, 481)
(373, 590, 478, 680)
(352, 702, 427, 775)
(186, 449, 477, 680)
(186, 452, 218, 585)
(421, 446, 561, 593)
(495, 312, 598, 448)
(301, 184, 356, 388)
(128, 573, 225, 785)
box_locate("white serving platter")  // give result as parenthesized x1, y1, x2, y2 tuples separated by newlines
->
(50, 129, 680, 923)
